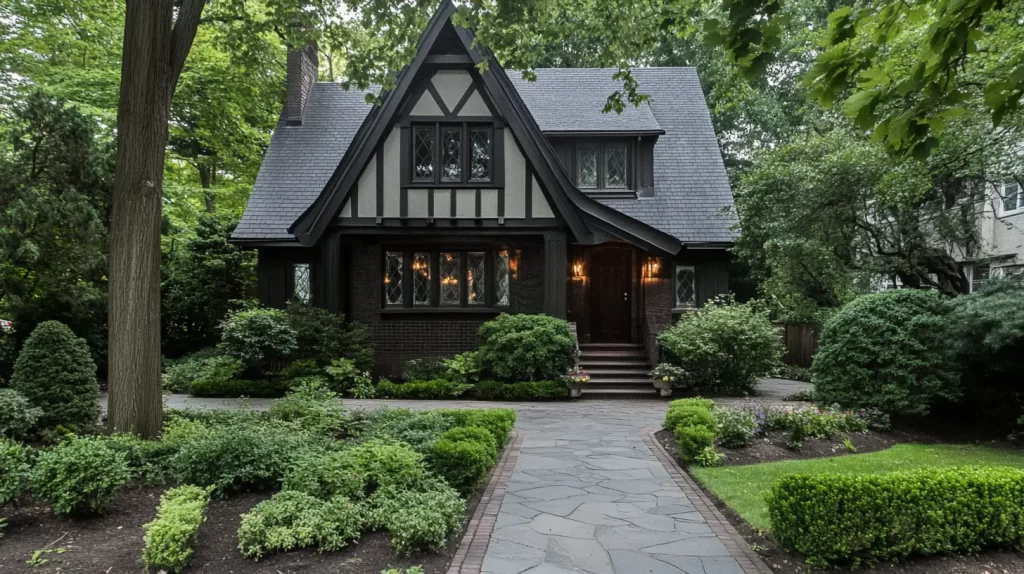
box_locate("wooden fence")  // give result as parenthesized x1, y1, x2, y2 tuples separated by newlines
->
(775, 323, 819, 368)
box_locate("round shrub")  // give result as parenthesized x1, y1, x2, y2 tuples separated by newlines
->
(10, 321, 100, 432)
(238, 491, 362, 559)
(668, 397, 716, 411)
(0, 388, 43, 439)
(31, 436, 131, 516)
(657, 298, 783, 395)
(813, 290, 960, 416)
(439, 426, 497, 454)
(343, 439, 430, 492)
(430, 432, 496, 496)
(675, 425, 715, 463)
(366, 482, 465, 554)
(219, 308, 297, 366)
(282, 449, 367, 500)
(462, 409, 516, 448)
(1, 438, 33, 505)
(663, 405, 715, 431)
(477, 314, 577, 382)
(285, 302, 375, 370)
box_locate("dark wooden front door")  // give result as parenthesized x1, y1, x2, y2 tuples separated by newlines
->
(589, 247, 633, 342)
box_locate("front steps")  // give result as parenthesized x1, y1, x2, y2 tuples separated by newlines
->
(575, 343, 659, 398)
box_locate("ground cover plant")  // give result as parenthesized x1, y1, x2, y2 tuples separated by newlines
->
(141, 485, 213, 572)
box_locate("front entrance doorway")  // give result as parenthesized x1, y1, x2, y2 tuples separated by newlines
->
(588, 246, 633, 343)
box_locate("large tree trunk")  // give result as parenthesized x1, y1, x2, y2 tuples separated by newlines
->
(108, 0, 205, 437)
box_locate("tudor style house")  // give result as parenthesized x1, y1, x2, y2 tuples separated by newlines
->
(233, 0, 737, 387)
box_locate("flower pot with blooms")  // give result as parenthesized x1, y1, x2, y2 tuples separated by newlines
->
(564, 368, 590, 398)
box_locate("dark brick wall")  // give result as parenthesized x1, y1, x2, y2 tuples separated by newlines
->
(347, 236, 546, 377)
(284, 44, 318, 124)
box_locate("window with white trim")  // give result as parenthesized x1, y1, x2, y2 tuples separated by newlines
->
(292, 263, 311, 303)
(674, 265, 696, 308)
(1001, 181, 1023, 215)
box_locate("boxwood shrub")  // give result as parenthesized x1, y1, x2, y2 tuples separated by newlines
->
(476, 314, 576, 382)
(434, 408, 516, 448)
(675, 425, 715, 463)
(376, 379, 472, 400)
(141, 485, 212, 573)
(663, 405, 715, 431)
(767, 467, 1024, 567)
(813, 290, 960, 416)
(474, 380, 569, 401)
(429, 426, 498, 495)
(31, 436, 131, 516)
(1, 438, 33, 506)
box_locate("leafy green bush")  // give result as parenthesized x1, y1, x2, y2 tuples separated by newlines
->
(10, 321, 100, 432)
(169, 422, 308, 497)
(161, 349, 224, 393)
(0, 388, 42, 439)
(713, 408, 758, 448)
(357, 410, 456, 452)
(377, 379, 472, 400)
(474, 380, 568, 401)
(675, 425, 716, 464)
(103, 433, 180, 483)
(663, 405, 715, 431)
(444, 351, 481, 385)
(948, 280, 1024, 425)
(282, 449, 367, 500)
(813, 290, 959, 416)
(767, 467, 1024, 567)
(31, 436, 131, 516)
(141, 485, 212, 573)
(434, 408, 517, 448)
(477, 314, 577, 382)
(429, 426, 498, 495)
(343, 440, 430, 492)
(366, 483, 465, 554)
(1, 438, 33, 505)
(285, 303, 374, 370)
(658, 298, 783, 395)
(219, 308, 297, 367)
(189, 376, 291, 398)
(401, 357, 449, 382)
(271, 359, 322, 383)
(669, 397, 716, 410)
(238, 491, 362, 559)
(777, 364, 812, 382)
(268, 378, 348, 435)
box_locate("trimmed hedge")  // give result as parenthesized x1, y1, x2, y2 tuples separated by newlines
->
(141, 485, 212, 573)
(663, 405, 715, 432)
(474, 380, 569, 401)
(434, 408, 516, 448)
(767, 467, 1024, 567)
(376, 379, 472, 400)
(676, 425, 715, 462)
(429, 426, 498, 495)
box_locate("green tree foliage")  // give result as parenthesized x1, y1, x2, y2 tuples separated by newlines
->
(10, 321, 101, 432)
(0, 93, 112, 372)
(162, 215, 256, 357)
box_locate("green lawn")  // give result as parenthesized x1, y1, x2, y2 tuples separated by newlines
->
(691, 443, 1024, 530)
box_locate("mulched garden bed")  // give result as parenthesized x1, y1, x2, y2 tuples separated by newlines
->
(1, 479, 485, 574)
(653, 427, 1024, 574)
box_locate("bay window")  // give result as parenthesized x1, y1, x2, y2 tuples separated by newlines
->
(384, 249, 512, 308)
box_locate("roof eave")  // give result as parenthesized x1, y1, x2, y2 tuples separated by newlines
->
(541, 129, 665, 137)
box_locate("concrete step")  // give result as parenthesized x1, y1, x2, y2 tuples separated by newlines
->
(583, 368, 653, 378)
(578, 388, 660, 399)
(581, 378, 654, 386)
(579, 343, 645, 351)
(579, 359, 651, 368)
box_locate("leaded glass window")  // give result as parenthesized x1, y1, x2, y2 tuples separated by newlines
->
(605, 144, 627, 188)
(412, 252, 431, 305)
(385, 252, 404, 305)
(675, 265, 695, 308)
(441, 127, 462, 183)
(440, 252, 461, 305)
(292, 263, 310, 304)
(577, 144, 598, 188)
(413, 126, 434, 181)
(470, 127, 492, 182)
(495, 251, 510, 307)
(467, 252, 486, 305)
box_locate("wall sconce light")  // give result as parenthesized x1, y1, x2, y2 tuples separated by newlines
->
(510, 250, 521, 280)
(644, 257, 661, 279)
(572, 258, 586, 280)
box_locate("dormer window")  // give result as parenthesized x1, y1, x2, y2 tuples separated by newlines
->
(574, 141, 630, 190)
(410, 122, 493, 185)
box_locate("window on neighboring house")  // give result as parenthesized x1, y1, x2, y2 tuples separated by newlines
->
(967, 265, 991, 293)
(384, 249, 511, 308)
(674, 265, 696, 308)
(292, 263, 311, 303)
(410, 123, 493, 185)
(1001, 181, 1023, 215)
(575, 141, 629, 189)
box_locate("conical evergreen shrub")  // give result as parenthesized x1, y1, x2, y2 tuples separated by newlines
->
(10, 321, 100, 432)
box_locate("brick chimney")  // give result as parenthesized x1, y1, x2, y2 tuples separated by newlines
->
(283, 43, 318, 125)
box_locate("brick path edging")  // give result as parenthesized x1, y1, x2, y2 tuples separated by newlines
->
(446, 429, 525, 574)
(641, 427, 774, 574)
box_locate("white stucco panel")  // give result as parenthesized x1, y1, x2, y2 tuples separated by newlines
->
(457, 89, 491, 117)
(532, 175, 554, 218)
(434, 189, 452, 218)
(504, 130, 526, 218)
(356, 154, 377, 217)
(410, 91, 443, 116)
(431, 70, 473, 112)
(382, 127, 401, 217)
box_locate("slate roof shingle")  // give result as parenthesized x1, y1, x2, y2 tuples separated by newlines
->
(233, 68, 737, 245)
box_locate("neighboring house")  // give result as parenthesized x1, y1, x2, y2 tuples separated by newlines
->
(232, 0, 736, 378)
(956, 181, 1024, 291)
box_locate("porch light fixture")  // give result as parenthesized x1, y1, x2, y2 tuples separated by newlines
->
(643, 257, 661, 280)
(572, 258, 586, 280)
(502, 249, 522, 280)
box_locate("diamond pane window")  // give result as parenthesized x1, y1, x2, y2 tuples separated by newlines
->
(412, 252, 431, 305)
(675, 265, 695, 308)
(440, 252, 461, 305)
(413, 126, 434, 181)
(441, 127, 462, 183)
(467, 252, 486, 305)
(293, 263, 311, 304)
(385, 252, 404, 305)
(577, 144, 598, 188)
(469, 127, 492, 182)
(495, 251, 510, 306)
(605, 144, 627, 188)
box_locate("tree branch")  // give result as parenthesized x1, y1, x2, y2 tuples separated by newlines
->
(169, 0, 207, 94)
